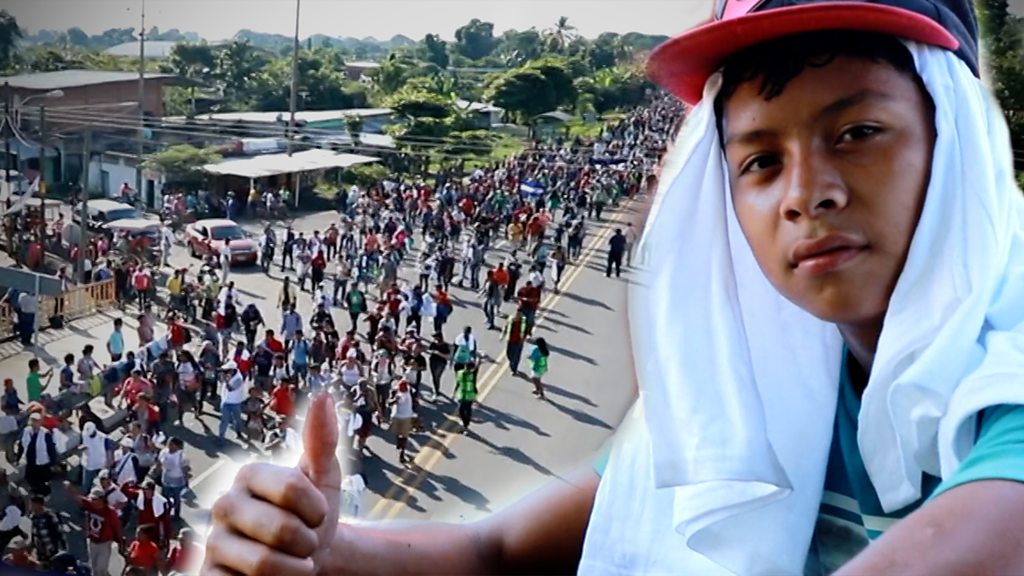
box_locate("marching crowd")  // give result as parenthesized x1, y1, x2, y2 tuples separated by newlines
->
(0, 93, 684, 575)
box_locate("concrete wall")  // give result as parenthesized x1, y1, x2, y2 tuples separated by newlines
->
(87, 153, 165, 205)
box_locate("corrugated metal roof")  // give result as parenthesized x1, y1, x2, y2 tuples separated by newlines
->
(103, 41, 180, 58)
(178, 108, 393, 124)
(0, 70, 176, 91)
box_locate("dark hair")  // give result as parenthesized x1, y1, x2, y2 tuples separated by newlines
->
(535, 338, 550, 357)
(714, 30, 924, 135)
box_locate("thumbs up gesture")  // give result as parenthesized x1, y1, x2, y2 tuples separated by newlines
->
(204, 393, 341, 575)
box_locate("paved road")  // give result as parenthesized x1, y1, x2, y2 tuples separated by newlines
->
(1, 194, 652, 570)
(175, 199, 647, 534)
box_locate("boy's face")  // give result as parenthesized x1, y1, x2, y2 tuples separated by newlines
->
(722, 55, 934, 330)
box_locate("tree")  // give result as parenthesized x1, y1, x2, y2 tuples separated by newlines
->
(454, 19, 498, 61)
(978, 0, 1024, 166)
(143, 145, 222, 187)
(170, 43, 216, 81)
(589, 32, 627, 70)
(370, 53, 417, 94)
(25, 47, 83, 72)
(529, 58, 577, 108)
(344, 114, 364, 145)
(544, 16, 578, 54)
(496, 29, 543, 66)
(485, 68, 557, 122)
(66, 27, 90, 47)
(215, 40, 269, 105)
(421, 33, 450, 69)
(0, 10, 23, 72)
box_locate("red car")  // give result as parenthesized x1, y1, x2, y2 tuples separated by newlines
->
(186, 218, 259, 266)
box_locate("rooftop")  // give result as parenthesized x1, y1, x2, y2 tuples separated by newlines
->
(167, 108, 394, 124)
(0, 70, 178, 91)
(103, 41, 181, 59)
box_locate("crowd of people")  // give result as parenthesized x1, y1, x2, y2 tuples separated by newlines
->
(0, 92, 684, 575)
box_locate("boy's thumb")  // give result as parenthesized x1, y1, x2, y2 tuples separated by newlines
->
(301, 393, 339, 482)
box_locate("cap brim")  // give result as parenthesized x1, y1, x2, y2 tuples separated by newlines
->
(647, 2, 959, 105)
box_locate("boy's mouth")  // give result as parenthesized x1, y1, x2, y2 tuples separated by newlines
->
(790, 233, 869, 276)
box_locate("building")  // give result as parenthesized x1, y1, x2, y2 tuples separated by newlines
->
(0, 70, 182, 200)
(455, 100, 505, 129)
(343, 61, 381, 82)
(103, 40, 181, 59)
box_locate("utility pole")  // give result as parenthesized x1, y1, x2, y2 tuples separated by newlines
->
(3, 82, 10, 193)
(136, 0, 146, 210)
(288, 0, 301, 208)
(37, 104, 46, 196)
(78, 130, 91, 283)
(287, 0, 301, 157)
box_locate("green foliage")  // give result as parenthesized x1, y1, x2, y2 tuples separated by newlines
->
(1017, 171, 1024, 191)
(385, 85, 453, 119)
(438, 129, 496, 157)
(420, 34, 450, 69)
(344, 114, 365, 143)
(143, 145, 222, 185)
(486, 68, 557, 122)
(454, 19, 498, 60)
(0, 10, 23, 72)
(339, 163, 390, 187)
(978, 0, 1024, 160)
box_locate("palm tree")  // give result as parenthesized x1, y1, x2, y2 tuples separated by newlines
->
(0, 10, 24, 72)
(545, 16, 578, 53)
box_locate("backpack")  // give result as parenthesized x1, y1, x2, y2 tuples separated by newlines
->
(453, 337, 476, 364)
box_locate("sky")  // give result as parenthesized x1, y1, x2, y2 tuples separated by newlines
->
(5, 0, 715, 42)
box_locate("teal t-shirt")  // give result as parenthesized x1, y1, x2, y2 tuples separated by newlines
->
(593, 354, 1024, 573)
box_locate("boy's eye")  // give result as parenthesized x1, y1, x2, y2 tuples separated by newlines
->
(838, 124, 882, 144)
(739, 154, 780, 175)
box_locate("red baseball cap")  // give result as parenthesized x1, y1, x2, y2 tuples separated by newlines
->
(648, 0, 979, 105)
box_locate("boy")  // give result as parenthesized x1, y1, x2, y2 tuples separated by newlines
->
(204, 1, 1024, 574)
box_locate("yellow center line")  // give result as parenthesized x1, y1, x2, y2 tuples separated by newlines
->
(367, 204, 632, 521)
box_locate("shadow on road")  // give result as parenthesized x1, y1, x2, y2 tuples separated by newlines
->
(474, 403, 551, 438)
(546, 342, 599, 366)
(544, 384, 598, 408)
(468, 430, 554, 478)
(545, 397, 613, 431)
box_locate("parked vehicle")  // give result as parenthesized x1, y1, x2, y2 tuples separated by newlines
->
(72, 199, 141, 232)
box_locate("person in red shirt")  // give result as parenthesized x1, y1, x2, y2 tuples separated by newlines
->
(124, 523, 163, 575)
(167, 313, 188, 349)
(492, 263, 510, 288)
(117, 369, 153, 410)
(134, 393, 161, 435)
(269, 379, 296, 419)
(76, 487, 125, 574)
(134, 480, 173, 547)
(259, 329, 285, 355)
(232, 341, 252, 378)
(517, 281, 542, 332)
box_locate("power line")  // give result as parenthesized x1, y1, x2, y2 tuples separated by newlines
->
(24, 109, 675, 166)
(23, 111, 672, 173)
(20, 104, 680, 154)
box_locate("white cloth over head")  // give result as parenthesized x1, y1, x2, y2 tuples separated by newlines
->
(579, 42, 1024, 575)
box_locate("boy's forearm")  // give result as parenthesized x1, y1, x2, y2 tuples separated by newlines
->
(322, 520, 496, 576)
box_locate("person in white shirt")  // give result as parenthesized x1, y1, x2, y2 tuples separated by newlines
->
(219, 239, 233, 283)
(218, 360, 246, 444)
(79, 422, 111, 491)
(20, 413, 55, 496)
(388, 380, 416, 464)
(157, 437, 190, 520)
(160, 224, 175, 267)
(95, 470, 129, 513)
(623, 222, 638, 266)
